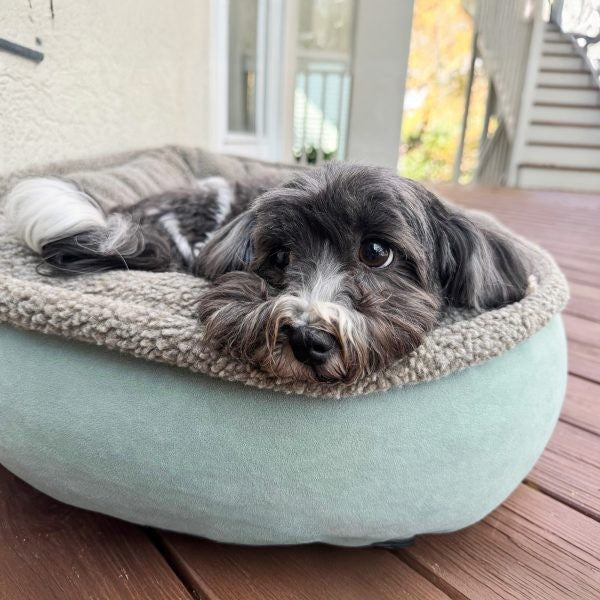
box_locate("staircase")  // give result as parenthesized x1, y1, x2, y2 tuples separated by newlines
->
(461, 0, 600, 192)
(516, 23, 600, 191)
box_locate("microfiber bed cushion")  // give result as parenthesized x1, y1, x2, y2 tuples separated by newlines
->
(0, 146, 569, 545)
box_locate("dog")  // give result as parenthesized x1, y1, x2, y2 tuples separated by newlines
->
(4, 164, 529, 383)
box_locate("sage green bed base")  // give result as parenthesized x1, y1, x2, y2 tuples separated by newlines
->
(0, 316, 566, 546)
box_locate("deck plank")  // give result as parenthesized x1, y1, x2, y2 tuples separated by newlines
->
(565, 282, 600, 323)
(527, 421, 600, 520)
(565, 314, 600, 349)
(396, 485, 600, 600)
(156, 535, 450, 600)
(0, 467, 191, 600)
(568, 342, 600, 384)
(561, 375, 600, 435)
(564, 314, 600, 384)
(435, 184, 600, 295)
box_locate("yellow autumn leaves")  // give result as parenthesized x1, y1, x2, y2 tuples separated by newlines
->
(400, 0, 488, 182)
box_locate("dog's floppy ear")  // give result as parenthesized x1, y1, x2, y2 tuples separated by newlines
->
(434, 204, 529, 310)
(194, 211, 255, 279)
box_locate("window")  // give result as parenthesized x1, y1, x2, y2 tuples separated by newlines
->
(214, 0, 286, 160)
(292, 0, 356, 163)
(227, 0, 261, 134)
(212, 0, 357, 163)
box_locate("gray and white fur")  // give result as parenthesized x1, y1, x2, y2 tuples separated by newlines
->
(3, 175, 258, 274)
(3, 164, 530, 384)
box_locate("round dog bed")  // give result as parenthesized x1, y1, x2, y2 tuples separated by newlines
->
(0, 147, 568, 546)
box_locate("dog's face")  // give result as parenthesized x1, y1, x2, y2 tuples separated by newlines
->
(197, 164, 528, 384)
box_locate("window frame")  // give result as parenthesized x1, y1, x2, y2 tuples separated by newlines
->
(211, 0, 291, 161)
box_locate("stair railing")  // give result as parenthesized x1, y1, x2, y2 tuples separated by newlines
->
(455, 0, 543, 184)
(549, 0, 600, 89)
(474, 0, 537, 140)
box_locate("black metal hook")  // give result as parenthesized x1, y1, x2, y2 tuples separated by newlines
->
(0, 38, 44, 63)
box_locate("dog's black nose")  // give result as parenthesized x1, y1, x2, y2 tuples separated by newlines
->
(285, 325, 336, 366)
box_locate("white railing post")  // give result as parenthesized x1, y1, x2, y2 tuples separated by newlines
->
(470, 0, 546, 185)
(506, 0, 545, 186)
(453, 31, 478, 182)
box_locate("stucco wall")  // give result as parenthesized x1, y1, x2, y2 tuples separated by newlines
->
(0, 0, 212, 176)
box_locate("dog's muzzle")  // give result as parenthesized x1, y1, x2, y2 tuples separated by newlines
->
(282, 324, 337, 367)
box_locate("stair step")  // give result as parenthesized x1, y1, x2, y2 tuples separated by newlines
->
(543, 30, 565, 42)
(531, 103, 600, 125)
(524, 142, 600, 168)
(528, 121, 600, 145)
(540, 54, 585, 69)
(543, 37, 571, 44)
(527, 140, 600, 149)
(535, 101, 600, 108)
(538, 69, 593, 86)
(518, 164, 600, 191)
(542, 41, 577, 55)
(534, 85, 600, 104)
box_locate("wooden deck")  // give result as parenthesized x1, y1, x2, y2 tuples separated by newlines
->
(1, 185, 599, 599)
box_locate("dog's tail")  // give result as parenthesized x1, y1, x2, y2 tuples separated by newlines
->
(3, 177, 170, 274)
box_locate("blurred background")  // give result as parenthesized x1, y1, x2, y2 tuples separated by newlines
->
(1, 0, 598, 191)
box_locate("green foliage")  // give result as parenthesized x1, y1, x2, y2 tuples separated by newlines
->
(400, 0, 486, 182)
(294, 145, 337, 164)
(402, 124, 462, 181)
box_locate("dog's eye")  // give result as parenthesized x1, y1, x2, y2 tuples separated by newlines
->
(271, 249, 289, 269)
(359, 240, 393, 268)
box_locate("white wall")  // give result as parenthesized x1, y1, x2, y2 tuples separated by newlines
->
(0, 0, 212, 176)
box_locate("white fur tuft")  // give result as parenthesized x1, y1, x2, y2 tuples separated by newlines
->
(193, 176, 235, 257)
(3, 177, 107, 253)
(195, 176, 234, 225)
(158, 212, 193, 264)
(98, 213, 138, 254)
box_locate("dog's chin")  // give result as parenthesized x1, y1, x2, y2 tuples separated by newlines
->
(254, 342, 357, 384)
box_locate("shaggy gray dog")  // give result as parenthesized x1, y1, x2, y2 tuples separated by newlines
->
(5, 164, 529, 383)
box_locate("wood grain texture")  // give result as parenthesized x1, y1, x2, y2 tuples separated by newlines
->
(566, 282, 600, 323)
(565, 314, 600, 349)
(434, 185, 600, 290)
(564, 314, 600, 384)
(561, 375, 600, 435)
(557, 260, 600, 289)
(397, 485, 600, 600)
(528, 421, 600, 519)
(568, 342, 600, 384)
(0, 467, 190, 600)
(156, 534, 450, 600)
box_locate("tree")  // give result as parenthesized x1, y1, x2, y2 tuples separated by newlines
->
(400, 0, 486, 182)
